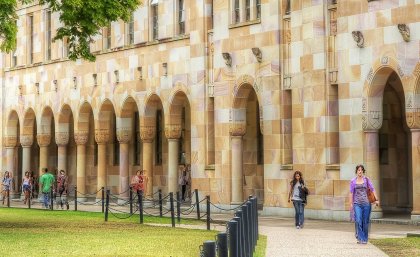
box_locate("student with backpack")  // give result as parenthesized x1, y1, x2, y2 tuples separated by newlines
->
(288, 170, 309, 229)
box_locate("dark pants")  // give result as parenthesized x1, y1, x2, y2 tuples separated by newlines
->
(293, 200, 305, 227)
(181, 185, 187, 200)
(354, 203, 371, 242)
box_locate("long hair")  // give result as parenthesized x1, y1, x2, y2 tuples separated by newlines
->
(4, 171, 9, 178)
(355, 164, 365, 174)
(291, 170, 304, 187)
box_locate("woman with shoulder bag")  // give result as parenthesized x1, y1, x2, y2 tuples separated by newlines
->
(288, 170, 307, 229)
(349, 164, 379, 244)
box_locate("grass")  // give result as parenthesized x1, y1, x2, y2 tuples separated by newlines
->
(370, 237, 420, 257)
(0, 207, 266, 257)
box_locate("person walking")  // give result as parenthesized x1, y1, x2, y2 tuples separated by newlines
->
(39, 168, 55, 209)
(288, 170, 307, 229)
(57, 170, 69, 210)
(22, 171, 32, 205)
(178, 165, 188, 202)
(131, 170, 147, 194)
(349, 164, 379, 244)
(2, 171, 13, 205)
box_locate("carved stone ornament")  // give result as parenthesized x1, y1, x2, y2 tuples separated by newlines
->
(95, 129, 110, 144)
(140, 126, 156, 143)
(229, 122, 246, 137)
(117, 129, 132, 144)
(351, 31, 364, 48)
(3, 136, 17, 148)
(165, 124, 182, 139)
(20, 134, 34, 147)
(397, 24, 410, 42)
(251, 48, 262, 63)
(74, 131, 89, 145)
(55, 132, 69, 146)
(222, 52, 232, 67)
(37, 134, 51, 147)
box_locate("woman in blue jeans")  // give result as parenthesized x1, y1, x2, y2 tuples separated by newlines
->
(288, 171, 306, 229)
(349, 164, 379, 244)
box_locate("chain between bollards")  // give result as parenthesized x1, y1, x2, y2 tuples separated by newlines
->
(101, 187, 105, 213)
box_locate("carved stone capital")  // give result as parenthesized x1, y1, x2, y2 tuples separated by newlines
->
(140, 126, 156, 143)
(4, 136, 17, 148)
(55, 132, 69, 146)
(398, 24, 410, 42)
(37, 134, 51, 147)
(95, 129, 110, 144)
(229, 122, 246, 137)
(20, 135, 34, 147)
(165, 124, 182, 139)
(117, 129, 131, 144)
(74, 131, 89, 145)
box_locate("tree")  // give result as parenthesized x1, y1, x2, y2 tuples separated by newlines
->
(0, 0, 140, 61)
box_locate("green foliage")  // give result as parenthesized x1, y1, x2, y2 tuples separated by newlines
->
(0, 0, 140, 61)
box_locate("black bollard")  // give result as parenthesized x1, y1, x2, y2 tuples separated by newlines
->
(50, 189, 54, 210)
(228, 220, 239, 257)
(202, 240, 216, 257)
(159, 189, 163, 217)
(74, 186, 77, 211)
(255, 197, 259, 240)
(129, 186, 133, 215)
(104, 189, 110, 222)
(195, 189, 200, 220)
(7, 190, 10, 208)
(241, 204, 250, 257)
(233, 216, 244, 257)
(176, 191, 181, 222)
(28, 189, 31, 209)
(247, 201, 254, 257)
(170, 192, 175, 228)
(138, 190, 144, 224)
(101, 187, 105, 213)
(206, 195, 210, 231)
(217, 232, 228, 257)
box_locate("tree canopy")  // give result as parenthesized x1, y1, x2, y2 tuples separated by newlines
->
(0, 0, 140, 61)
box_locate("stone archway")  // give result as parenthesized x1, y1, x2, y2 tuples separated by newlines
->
(167, 90, 191, 199)
(21, 108, 37, 188)
(56, 104, 75, 187)
(141, 94, 164, 195)
(363, 60, 411, 217)
(231, 81, 264, 204)
(38, 106, 56, 176)
(5, 110, 20, 197)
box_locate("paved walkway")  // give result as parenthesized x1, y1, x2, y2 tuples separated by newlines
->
(4, 200, 420, 257)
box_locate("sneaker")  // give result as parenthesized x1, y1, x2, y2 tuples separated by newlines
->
(66, 203, 69, 210)
(296, 226, 300, 229)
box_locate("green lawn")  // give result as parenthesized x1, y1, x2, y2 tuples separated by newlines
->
(371, 237, 420, 257)
(0, 207, 266, 257)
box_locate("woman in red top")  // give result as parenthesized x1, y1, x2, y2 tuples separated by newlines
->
(131, 170, 147, 193)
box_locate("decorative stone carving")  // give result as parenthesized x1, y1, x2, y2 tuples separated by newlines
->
(229, 122, 246, 137)
(222, 52, 232, 67)
(165, 124, 182, 139)
(37, 134, 51, 147)
(20, 134, 33, 147)
(397, 24, 410, 42)
(117, 129, 131, 144)
(351, 31, 364, 48)
(74, 131, 89, 145)
(4, 136, 17, 148)
(140, 126, 156, 143)
(251, 48, 262, 63)
(55, 132, 69, 146)
(95, 129, 110, 144)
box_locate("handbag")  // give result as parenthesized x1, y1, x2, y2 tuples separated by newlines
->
(366, 178, 376, 203)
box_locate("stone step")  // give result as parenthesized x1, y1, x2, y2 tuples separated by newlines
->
(371, 218, 420, 226)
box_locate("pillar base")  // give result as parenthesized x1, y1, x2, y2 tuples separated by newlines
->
(411, 215, 420, 221)
(370, 210, 383, 219)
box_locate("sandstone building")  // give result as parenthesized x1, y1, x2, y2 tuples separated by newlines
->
(1, 0, 419, 220)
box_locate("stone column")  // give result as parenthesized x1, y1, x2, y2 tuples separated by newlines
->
(364, 130, 382, 217)
(37, 134, 51, 176)
(140, 125, 156, 196)
(230, 122, 246, 204)
(117, 129, 131, 199)
(95, 130, 109, 198)
(56, 132, 69, 172)
(165, 124, 182, 194)
(411, 129, 420, 220)
(4, 136, 17, 196)
(20, 135, 33, 198)
(75, 131, 88, 200)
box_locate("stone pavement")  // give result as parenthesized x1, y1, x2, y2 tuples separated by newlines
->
(4, 200, 420, 257)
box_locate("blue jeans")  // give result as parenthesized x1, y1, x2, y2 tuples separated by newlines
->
(354, 203, 371, 242)
(43, 192, 50, 209)
(293, 200, 304, 226)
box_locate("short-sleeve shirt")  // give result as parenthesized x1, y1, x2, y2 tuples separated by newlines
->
(291, 181, 302, 201)
(2, 177, 12, 191)
(39, 173, 55, 193)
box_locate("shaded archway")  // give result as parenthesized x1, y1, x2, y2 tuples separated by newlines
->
(21, 108, 38, 194)
(141, 94, 164, 196)
(5, 110, 20, 197)
(231, 83, 264, 203)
